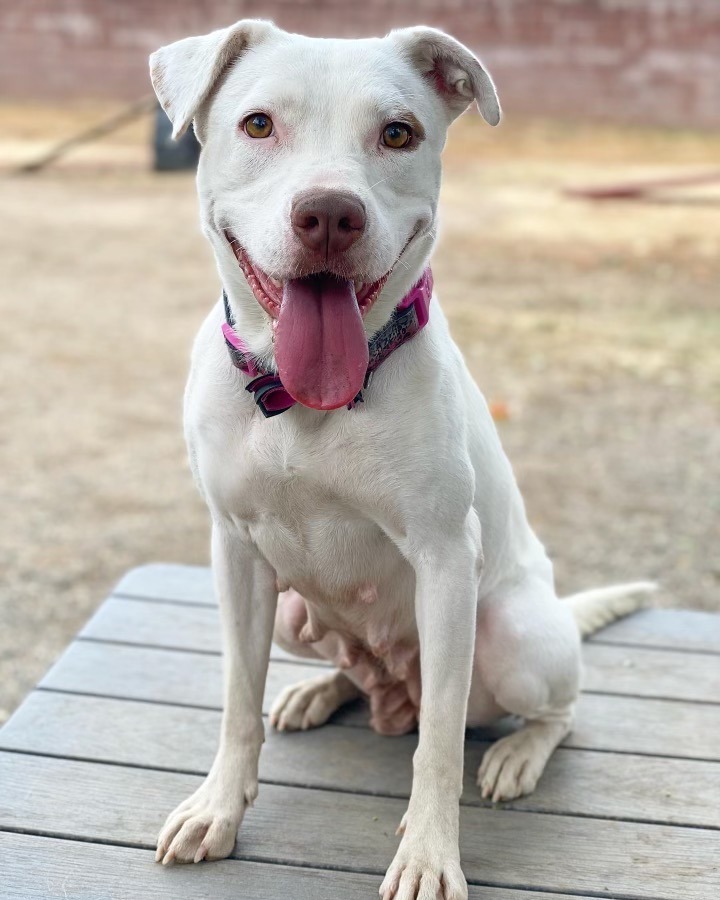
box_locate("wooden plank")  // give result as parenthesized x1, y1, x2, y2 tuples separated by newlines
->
(0, 831, 385, 900)
(113, 564, 720, 655)
(0, 690, 447, 776)
(568, 693, 720, 760)
(590, 608, 720, 654)
(41, 642, 326, 711)
(0, 833, 602, 900)
(81, 598, 328, 666)
(1, 753, 716, 900)
(114, 563, 215, 606)
(62, 624, 720, 708)
(582, 642, 720, 703)
(81, 598, 322, 671)
(26, 672, 720, 763)
(3, 691, 719, 827)
(81, 597, 222, 652)
(83, 598, 719, 702)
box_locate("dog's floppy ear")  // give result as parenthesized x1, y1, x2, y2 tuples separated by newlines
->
(390, 26, 500, 126)
(149, 19, 275, 140)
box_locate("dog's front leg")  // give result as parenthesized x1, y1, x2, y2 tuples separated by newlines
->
(381, 515, 482, 900)
(156, 519, 277, 865)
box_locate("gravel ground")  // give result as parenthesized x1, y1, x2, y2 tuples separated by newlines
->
(1, 107, 718, 722)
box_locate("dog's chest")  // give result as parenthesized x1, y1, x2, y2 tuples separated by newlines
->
(247, 485, 396, 597)
(217, 419, 410, 604)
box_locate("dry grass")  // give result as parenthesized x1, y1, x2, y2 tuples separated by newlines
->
(1, 103, 718, 722)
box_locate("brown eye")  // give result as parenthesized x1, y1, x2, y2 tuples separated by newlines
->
(243, 113, 273, 139)
(382, 122, 412, 149)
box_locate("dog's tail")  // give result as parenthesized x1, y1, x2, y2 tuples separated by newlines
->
(564, 582, 658, 639)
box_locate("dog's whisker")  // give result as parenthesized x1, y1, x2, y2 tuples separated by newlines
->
(368, 176, 392, 191)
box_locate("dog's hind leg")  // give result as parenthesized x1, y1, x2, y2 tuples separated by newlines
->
(473, 575, 581, 802)
(270, 669, 360, 731)
(477, 706, 574, 802)
(272, 590, 366, 731)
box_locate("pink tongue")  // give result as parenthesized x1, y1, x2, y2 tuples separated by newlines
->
(275, 275, 369, 411)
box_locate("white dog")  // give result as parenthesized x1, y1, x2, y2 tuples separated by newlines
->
(150, 20, 654, 899)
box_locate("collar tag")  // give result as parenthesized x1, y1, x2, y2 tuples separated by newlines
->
(245, 374, 295, 418)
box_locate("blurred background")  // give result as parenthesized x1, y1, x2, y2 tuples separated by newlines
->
(1, 0, 719, 723)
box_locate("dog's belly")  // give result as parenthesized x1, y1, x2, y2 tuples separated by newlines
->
(276, 584, 422, 735)
(248, 504, 420, 714)
(248, 505, 412, 612)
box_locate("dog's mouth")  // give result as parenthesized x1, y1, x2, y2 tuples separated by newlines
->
(224, 230, 394, 411)
(224, 231, 388, 321)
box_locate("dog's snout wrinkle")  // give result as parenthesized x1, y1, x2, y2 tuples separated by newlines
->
(291, 190, 366, 257)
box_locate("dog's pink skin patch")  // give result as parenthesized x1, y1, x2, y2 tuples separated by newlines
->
(358, 583, 378, 604)
(276, 588, 420, 735)
(282, 589, 310, 641)
(275, 275, 369, 411)
(370, 683, 418, 735)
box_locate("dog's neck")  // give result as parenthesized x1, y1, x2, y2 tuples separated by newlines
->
(222, 268, 434, 417)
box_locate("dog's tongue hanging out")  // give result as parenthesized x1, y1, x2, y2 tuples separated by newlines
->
(275, 275, 369, 410)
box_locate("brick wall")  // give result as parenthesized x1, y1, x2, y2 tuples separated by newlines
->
(1, 0, 718, 128)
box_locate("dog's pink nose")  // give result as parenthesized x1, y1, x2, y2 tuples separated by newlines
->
(291, 191, 366, 256)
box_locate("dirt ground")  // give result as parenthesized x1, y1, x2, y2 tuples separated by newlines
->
(1, 104, 719, 723)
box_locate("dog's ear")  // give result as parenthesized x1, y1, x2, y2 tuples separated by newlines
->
(390, 27, 500, 126)
(149, 19, 275, 140)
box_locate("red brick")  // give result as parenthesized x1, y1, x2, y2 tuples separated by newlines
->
(0, 0, 718, 127)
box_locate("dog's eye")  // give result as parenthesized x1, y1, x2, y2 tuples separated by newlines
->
(382, 122, 413, 149)
(243, 114, 273, 139)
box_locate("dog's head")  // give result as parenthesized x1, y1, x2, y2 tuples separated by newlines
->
(150, 20, 499, 409)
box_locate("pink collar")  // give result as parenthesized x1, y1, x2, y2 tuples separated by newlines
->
(222, 268, 433, 417)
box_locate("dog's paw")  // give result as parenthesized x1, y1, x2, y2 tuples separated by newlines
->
(155, 780, 252, 865)
(269, 671, 352, 731)
(477, 729, 545, 802)
(380, 839, 467, 900)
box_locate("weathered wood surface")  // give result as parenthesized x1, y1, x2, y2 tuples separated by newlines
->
(39, 639, 720, 760)
(4, 690, 719, 829)
(0, 753, 717, 900)
(0, 833, 600, 900)
(113, 563, 720, 653)
(41, 641, 326, 711)
(114, 563, 218, 606)
(43, 635, 720, 712)
(2, 562, 719, 899)
(81, 595, 720, 703)
(83, 596, 325, 667)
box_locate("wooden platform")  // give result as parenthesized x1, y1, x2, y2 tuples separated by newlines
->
(1, 564, 718, 899)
